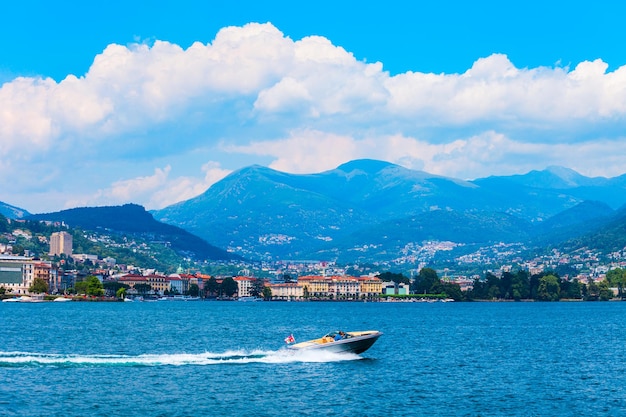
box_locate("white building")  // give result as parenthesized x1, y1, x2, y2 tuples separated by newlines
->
(234, 276, 256, 297)
(0, 255, 35, 295)
(268, 282, 303, 300)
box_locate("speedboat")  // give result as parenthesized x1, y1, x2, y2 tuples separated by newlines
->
(287, 330, 382, 354)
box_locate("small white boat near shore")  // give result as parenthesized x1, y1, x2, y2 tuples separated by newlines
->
(238, 296, 262, 302)
(2, 295, 45, 303)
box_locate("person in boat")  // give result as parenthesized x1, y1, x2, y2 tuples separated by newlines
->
(334, 331, 345, 341)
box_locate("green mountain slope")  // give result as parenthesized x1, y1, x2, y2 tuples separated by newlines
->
(0, 201, 30, 219)
(28, 204, 239, 261)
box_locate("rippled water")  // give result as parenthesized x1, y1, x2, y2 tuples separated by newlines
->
(1, 301, 626, 416)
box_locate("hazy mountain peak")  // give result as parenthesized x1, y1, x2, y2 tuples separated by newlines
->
(544, 166, 585, 185)
(336, 159, 396, 174)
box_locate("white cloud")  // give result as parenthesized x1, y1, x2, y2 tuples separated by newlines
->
(384, 54, 626, 127)
(254, 77, 312, 114)
(226, 129, 370, 173)
(227, 129, 626, 180)
(64, 162, 231, 211)
(147, 161, 231, 209)
(2, 22, 626, 212)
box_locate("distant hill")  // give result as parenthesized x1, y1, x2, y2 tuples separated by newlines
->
(28, 204, 239, 261)
(559, 205, 626, 254)
(533, 200, 615, 241)
(152, 159, 626, 261)
(0, 201, 30, 219)
(312, 210, 534, 264)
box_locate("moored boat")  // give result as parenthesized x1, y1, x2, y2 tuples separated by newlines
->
(286, 330, 382, 354)
(238, 296, 262, 302)
(2, 295, 45, 303)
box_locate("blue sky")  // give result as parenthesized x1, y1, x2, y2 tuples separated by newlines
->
(2, 1, 626, 213)
(3, 1, 624, 80)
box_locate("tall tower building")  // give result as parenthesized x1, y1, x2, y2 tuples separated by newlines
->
(49, 231, 73, 256)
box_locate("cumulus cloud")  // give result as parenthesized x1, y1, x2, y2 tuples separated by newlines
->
(1, 22, 626, 212)
(228, 129, 626, 180)
(65, 162, 231, 210)
(147, 162, 231, 209)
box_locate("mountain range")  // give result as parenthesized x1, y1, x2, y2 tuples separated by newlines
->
(3, 159, 626, 265)
(152, 159, 626, 262)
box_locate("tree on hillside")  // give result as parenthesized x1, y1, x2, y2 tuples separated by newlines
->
(606, 268, 626, 299)
(250, 278, 265, 297)
(134, 283, 152, 296)
(188, 283, 199, 297)
(204, 277, 218, 297)
(103, 281, 129, 297)
(537, 274, 560, 301)
(0, 214, 8, 233)
(411, 268, 440, 294)
(75, 276, 104, 296)
(598, 280, 614, 301)
(440, 282, 463, 301)
(560, 279, 582, 299)
(377, 272, 410, 284)
(220, 277, 238, 298)
(529, 273, 541, 299)
(116, 287, 126, 299)
(511, 270, 530, 300)
(11, 244, 24, 256)
(29, 278, 48, 294)
(262, 286, 272, 300)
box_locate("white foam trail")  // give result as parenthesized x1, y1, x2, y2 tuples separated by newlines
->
(0, 349, 361, 367)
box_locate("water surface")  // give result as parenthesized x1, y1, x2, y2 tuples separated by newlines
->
(1, 301, 625, 416)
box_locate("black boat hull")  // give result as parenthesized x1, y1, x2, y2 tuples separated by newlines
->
(288, 331, 382, 354)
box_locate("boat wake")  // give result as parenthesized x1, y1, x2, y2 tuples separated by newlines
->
(0, 349, 362, 368)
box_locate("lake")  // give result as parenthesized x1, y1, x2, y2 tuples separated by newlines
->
(1, 300, 625, 416)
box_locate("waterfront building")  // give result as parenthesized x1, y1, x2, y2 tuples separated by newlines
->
(0, 254, 34, 295)
(234, 276, 255, 297)
(59, 270, 77, 293)
(268, 282, 303, 300)
(169, 276, 184, 295)
(180, 273, 203, 293)
(296, 275, 383, 299)
(297, 275, 330, 298)
(49, 231, 73, 256)
(329, 276, 360, 299)
(33, 261, 56, 293)
(194, 273, 211, 291)
(119, 274, 149, 294)
(146, 274, 170, 295)
(381, 281, 410, 295)
(358, 277, 383, 299)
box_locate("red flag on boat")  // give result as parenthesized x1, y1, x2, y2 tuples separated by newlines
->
(284, 334, 295, 344)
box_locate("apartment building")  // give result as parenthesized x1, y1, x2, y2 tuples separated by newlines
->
(49, 231, 73, 256)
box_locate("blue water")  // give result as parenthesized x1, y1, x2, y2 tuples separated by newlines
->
(1, 301, 626, 416)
